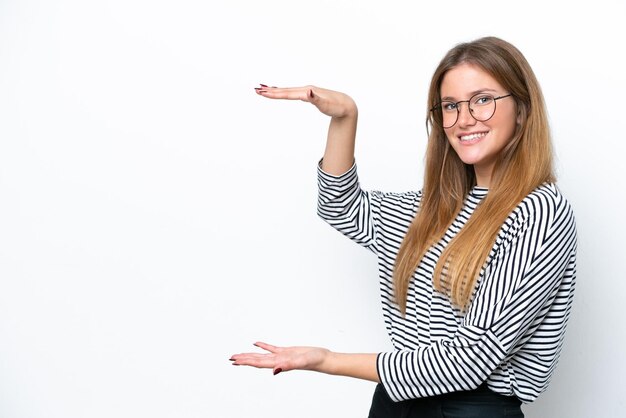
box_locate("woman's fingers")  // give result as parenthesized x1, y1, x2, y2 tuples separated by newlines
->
(230, 352, 277, 368)
(255, 85, 315, 102)
(230, 342, 282, 368)
(253, 341, 281, 353)
(230, 342, 291, 375)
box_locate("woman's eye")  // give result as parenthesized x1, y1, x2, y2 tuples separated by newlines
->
(442, 102, 457, 111)
(473, 95, 493, 105)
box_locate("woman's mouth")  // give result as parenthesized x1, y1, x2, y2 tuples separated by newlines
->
(459, 132, 488, 143)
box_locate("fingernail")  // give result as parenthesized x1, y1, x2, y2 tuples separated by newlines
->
(260, 84, 268, 87)
(228, 358, 235, 361)
(273, 368, 282, 375)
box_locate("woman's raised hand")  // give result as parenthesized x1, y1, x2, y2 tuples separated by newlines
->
(230, 341, 330, 376)
(255, 85, 357, 119)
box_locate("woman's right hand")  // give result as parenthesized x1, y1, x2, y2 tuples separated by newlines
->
(255, 85, 357, 119)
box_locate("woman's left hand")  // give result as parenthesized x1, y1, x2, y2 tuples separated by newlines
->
(230, 342, 329, 375)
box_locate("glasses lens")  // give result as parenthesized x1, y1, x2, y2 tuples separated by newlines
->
(469, 94, 496, 122)
(439, 101, 457, 128)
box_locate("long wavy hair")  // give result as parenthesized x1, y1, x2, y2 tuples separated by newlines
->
(393, 37, 555, 313)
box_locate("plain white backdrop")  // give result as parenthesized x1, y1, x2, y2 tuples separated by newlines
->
(1, 1, 625, 417)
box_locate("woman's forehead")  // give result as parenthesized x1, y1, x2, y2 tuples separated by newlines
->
(440, 63, 505, 99)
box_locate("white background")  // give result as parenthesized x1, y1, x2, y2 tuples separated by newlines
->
(1, 1, 625, 417)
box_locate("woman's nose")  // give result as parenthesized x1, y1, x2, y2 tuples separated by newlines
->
(456, 102, 476, 127)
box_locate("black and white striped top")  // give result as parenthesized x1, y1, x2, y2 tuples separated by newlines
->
(317, 162, 577, 403)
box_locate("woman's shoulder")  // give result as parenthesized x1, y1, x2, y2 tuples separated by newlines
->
(521, 183, 571, 211)
(509, 183, 575, 229)
(490, 183, 576, 255)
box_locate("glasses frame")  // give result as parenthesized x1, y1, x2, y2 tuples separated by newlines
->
(430, 93, 513, 129)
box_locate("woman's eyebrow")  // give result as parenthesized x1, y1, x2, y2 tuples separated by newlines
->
(441, 88, 498, 101)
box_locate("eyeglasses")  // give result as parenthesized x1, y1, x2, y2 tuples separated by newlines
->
(430, 93, 512, 129)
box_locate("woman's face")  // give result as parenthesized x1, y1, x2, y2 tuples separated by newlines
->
(440, 63, 518, 187)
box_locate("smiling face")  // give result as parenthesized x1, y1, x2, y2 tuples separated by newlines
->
(440, 63, 518, 187)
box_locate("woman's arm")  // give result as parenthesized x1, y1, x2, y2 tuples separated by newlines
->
(255, 85, 357, 175)
(230, 342, 379, 382)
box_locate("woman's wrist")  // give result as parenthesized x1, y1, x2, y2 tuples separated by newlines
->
(318, 351, 380, 383)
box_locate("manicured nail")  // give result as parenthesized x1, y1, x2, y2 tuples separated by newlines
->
(260, 84, 268, 87)
(273, 368, 282, 375)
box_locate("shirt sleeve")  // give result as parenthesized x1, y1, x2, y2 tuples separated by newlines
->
(316, 160, 379, 254)
(317, 160, 421, 255)
(376, 187, 577, 402)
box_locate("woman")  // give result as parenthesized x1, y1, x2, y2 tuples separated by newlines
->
(230, 37, 577, 417)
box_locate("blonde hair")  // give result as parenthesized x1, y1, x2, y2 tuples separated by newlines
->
(393, 37, 555, 313)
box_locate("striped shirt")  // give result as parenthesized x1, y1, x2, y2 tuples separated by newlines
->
(317, 162, 577, 403)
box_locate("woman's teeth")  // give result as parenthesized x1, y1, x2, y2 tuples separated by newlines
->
(460, 132, 487, 142)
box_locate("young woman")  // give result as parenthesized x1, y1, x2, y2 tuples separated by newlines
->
(230, 37, 577, 417)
